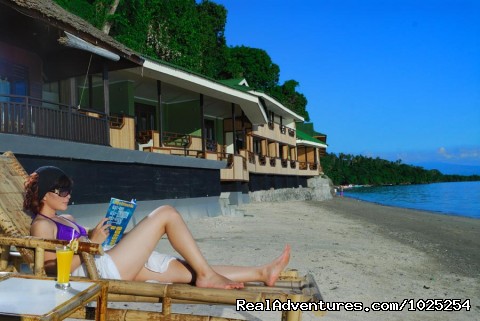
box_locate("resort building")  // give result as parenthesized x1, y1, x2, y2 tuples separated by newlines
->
(0, 0, 328, 215)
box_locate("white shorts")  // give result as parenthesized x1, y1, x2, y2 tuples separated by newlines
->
(72, 251, 177, 280)
(144, 251, 178, 274)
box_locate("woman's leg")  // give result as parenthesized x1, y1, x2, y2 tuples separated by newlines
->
(212, 244, 291, 286)
(133, 245, 291, 286)
(106, 205, 243, 289)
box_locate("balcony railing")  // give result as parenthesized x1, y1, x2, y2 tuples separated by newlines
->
(247, 151, 255, 164)
(269, 157, 276, 167)
(0, 94, 109, 145)
(258, 155, 267, 166)
(206, 138, 217, 152)
(162, 131, 191, 148)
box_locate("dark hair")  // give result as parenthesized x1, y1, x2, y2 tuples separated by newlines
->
(23, 166, 72, 214)
(23, 172, 41, 214)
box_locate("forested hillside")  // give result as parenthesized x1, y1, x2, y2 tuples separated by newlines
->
(322, 153, 480, 186)
(53, 0, 310, 120)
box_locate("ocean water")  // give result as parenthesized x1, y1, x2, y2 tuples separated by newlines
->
(342, 181, 480, 219)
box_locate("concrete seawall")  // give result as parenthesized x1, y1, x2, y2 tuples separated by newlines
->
(220, 176, 335, 217)
(69, 176, 335, 228)
(248, 176, 335, 203)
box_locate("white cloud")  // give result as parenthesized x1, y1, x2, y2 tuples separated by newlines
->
(375, 146, 480, 166)
(459, 149, 480, 159)
(437, 146, 480, 162)
(437, 147, 453, 159)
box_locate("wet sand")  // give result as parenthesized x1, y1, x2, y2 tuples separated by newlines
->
(107, 197, 480, 320)
(319, 197, 480, 277)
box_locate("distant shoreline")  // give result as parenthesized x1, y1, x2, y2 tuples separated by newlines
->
(313, 197, 480, 278)
(339, 181, 480, 220)
(342, 194, 480, 220)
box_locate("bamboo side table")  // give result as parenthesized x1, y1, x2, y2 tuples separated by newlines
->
(0, 273, 108, 321)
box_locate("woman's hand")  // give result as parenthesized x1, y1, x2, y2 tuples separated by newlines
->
(88, 218, 111, 244)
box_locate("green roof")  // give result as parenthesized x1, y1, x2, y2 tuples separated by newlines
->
(218, 79, 252, 92)
(218, 78, 245, 87)
(296, 129, 328, 146)
(296, 122, 326, 137)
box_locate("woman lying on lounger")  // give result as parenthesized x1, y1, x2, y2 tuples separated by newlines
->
(23, 166, 290, 289)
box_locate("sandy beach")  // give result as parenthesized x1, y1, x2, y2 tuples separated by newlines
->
(108, 197, 479, 321)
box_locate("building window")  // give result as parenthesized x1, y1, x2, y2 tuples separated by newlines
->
(204, 119, 215, 140)
(253, 137, 262, 155)
(135, 103, 155, 134)
(0, 59, 29, 101)
(204, 119, 217, 152)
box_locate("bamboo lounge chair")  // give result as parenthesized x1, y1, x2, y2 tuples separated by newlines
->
(0, 151, 324, 321)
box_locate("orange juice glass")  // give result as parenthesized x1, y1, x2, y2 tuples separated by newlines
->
(55, 246, 74, 289)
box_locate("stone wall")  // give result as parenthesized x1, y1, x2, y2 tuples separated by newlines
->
(248, 176, 335, 203)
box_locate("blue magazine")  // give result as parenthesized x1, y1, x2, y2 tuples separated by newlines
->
(102, 198, 137, 249)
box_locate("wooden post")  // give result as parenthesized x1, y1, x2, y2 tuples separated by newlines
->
(161, 296, 171, 315)
(231, 103, 236, 155)
(97, 281, 109, 321)
(157, 80, 163, 147)
(283, 294, 303, 321)
(200, 94, 206, 156)
(103, 63, 110, 115)
(103, 63, 111, 144)
(34, 247, 45, 276)
(88, 74, 93, 109)
(68, 100, 73, 140)
(0, 245, 8, 270)
(82, 252, 100, 280)
(241, 111, 245, 149)
(69, 78, 76, 108)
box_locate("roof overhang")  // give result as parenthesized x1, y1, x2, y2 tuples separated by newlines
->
(140, 59, 268, 124)
(297, 140, 328, 148)
(0, 0, 143, 81)
(249, 90, 304, 122)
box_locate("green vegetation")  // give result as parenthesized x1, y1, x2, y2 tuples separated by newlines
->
(53, 0, 310, 121)
(321, 153, 480, 186)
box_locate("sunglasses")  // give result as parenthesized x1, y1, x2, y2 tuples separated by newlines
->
(50, 188, 72, 197)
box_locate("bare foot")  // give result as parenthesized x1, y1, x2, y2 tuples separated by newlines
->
(264, 244, 291, 286)
(196, 272, 244, 289)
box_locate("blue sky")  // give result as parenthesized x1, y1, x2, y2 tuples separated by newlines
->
(213, 0, 480, 169)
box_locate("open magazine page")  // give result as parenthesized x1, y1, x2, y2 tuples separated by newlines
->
(102, 198, 136, 250)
